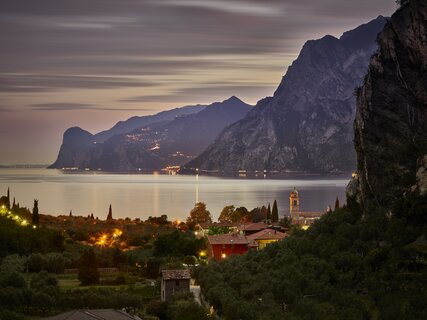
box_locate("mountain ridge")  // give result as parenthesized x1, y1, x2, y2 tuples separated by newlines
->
(50, 97, 252, 171)
(185, 16, 387, 174)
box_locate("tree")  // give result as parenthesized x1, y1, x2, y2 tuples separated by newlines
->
(218, 205, 235, 223)
(335, 197, 340, 210)
(31, 199, 39, 227)
(267, 203, 272, 221)
(186, 202, 212, 229)
(396, 0, 409, 7)
(272, 200, 279, 222)
(107, 204, 113, 220)
(78, 248, 99, 285)
(235, 207, 251, 222)
(6, 187, 11, 209)
(27, 253, 46, 273)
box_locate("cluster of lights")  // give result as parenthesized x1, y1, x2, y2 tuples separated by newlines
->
(95, 228, 123, 247)
(0, 205, 34, 228)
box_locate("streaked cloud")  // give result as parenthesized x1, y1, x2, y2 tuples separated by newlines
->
(0, 0, 397, 164)
(158, 0, 284, 17)
(31, 103, 155, 112)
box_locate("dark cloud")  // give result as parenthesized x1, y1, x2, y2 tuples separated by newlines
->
(0, 74, 158, 93)
(0, 0, 397, 164)
(30, 103, 156, 112)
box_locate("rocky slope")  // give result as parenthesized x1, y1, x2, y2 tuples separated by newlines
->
(185, 17, 387, 174)
(50, 97, 252, 171)
(349, 0, 427, 212)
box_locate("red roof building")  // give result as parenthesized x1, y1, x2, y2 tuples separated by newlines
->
(207, 233, 250, 260)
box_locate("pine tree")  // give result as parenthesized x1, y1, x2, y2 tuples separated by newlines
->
(32, 199, 39, 227)
(107, 204, 113, 220)
(267, 203, 272, 221)
(334, 197, 340, 210)
(272, 200, 279, 222)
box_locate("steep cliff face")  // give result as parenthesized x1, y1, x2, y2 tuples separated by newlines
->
(351, 0, 427, 212)
(186, 17, 387, 174)
(49, 127, 95, 169)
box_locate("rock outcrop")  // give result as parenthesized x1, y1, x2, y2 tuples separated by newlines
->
(185, 17, 387, 174)
(351, 0, 427, 212)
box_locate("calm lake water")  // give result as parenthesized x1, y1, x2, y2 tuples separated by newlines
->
(0, 169, 349, 221)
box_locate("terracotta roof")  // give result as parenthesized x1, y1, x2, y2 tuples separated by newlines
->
(241, 221, 280, 231)
(44, 309, 140, 320)
(161, 269, 191, 280)
(294, 211, 324, 218)
(197, 222, 240, 229)
(247, 228, 287, 241)
(207, 233, 250, 245)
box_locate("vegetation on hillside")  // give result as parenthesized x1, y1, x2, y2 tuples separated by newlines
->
(199, 195, 427, 319)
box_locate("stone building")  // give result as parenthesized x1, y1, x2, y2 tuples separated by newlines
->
(161, 269, 191, 301)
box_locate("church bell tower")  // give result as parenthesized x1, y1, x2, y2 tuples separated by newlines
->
(289, 188, 300, 219)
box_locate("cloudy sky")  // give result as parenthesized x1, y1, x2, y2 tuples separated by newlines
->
(0, 0, 396, 164)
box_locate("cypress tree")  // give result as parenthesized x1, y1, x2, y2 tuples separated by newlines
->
(69, 210, 73, 217)
(335, 197, 340, 210)
(267, 203, 272, 221)
(272, 200, 279, 222)
(12, 197, 17, 210)
(6, 188, 10, 209)
(107, 204, 113, 220)
(32, 199, 39, 227)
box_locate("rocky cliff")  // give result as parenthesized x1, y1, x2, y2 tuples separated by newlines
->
(349, 0, 427, 212)
(185, 17, 387, 174)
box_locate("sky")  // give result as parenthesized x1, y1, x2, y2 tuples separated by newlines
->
(0, 0, 397, 165)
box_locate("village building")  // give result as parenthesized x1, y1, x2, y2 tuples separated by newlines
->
(207, 233, 250, 260)
(240, 221, 284, 235)
(161, 269, 191, 302)
(289, 188, 325, 228)
(246, 228, 287, 249)
(196, 221, 285, 239)
(207, 228, 288, 259)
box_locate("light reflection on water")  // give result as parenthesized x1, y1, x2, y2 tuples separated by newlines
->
(0, 169, 349, 221)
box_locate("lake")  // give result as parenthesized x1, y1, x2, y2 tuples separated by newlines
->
(0, 169, 349, 221)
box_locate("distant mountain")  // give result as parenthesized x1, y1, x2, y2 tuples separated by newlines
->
(49, 97, 252, 171)
(185, 17, 387, 174)
(49, 104, 205, 170)
(94, 104, 206, 142)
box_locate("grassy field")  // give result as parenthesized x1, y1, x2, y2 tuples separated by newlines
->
(55, 272, 151, 290)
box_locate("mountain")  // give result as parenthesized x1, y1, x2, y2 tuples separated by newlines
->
(49, 104, 206, 170)
(348, 0, 427, 212)
(185, 17, 387, 174)
(94, 104, 206, 142)
(50, 97, 252, 171)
